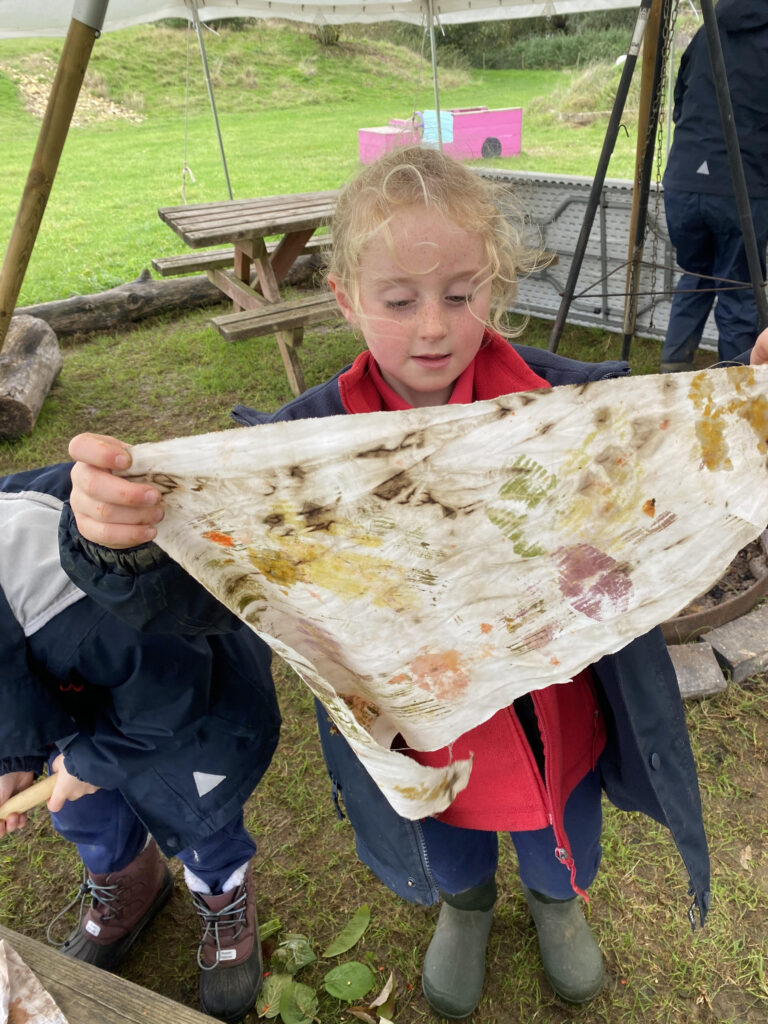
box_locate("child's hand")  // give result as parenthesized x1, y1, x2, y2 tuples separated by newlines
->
(68, 432, 164, 549)
(0, 771, 35, 835)
(47, 754, 100, 813)
(750, 327, 768, 366)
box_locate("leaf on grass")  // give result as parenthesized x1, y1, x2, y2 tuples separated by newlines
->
(324, 961, 376, 1002)
(346, 1009, 378, 1024)
(322, 905, 371, 957)
(257, 973, 293, 1018)
(279, 980, 319, 1024)
(259, 917, 282, 941)
(272, 933, 317, 975)
(369, 971, 395, 1018)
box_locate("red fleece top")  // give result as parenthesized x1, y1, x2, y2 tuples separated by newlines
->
(338, 331, 606, 892)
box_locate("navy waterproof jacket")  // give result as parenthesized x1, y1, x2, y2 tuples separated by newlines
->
(663, 0, 768, 198)
(2, 462, 280, 856)
(59, 345, 711, 927)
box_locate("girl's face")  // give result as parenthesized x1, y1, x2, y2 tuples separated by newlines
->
(330, 204, 492, 408)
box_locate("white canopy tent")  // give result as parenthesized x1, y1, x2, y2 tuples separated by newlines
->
(0, 0, 639, 35)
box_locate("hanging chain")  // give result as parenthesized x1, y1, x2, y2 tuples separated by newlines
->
(182, 19, 195, 204)
(648, 0, 680, 329)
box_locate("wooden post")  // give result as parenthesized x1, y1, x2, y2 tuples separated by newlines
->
(0, 10, 105, 349)
(621, 0, 665, 358)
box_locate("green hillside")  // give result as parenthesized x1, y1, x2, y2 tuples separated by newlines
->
(0, 21, 643, 305)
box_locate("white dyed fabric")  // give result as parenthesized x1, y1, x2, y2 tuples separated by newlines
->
(0, 940, 68, 1024)
(125, 366, 768, 819)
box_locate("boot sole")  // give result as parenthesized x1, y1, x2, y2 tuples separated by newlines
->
(61, 867, 174, 971)
(199, 943, 263, 1023)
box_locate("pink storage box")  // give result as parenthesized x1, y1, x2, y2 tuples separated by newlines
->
(358, 107, 522, 164)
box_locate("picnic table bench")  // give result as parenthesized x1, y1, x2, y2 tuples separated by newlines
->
(151, 234, 330, 278)
(158, 191, 339, 396)
(0, 922, 213, 1024)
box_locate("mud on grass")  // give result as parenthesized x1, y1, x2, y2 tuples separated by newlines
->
(1, 662, 766, 1023)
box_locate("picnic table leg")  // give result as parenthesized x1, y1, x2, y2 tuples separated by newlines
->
(275, 327, 306, 396)
(232, 247, 251, 312)
(248, 238, 309, 395)
(270, 229, 316, 285)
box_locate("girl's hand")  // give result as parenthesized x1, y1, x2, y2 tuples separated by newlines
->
(68, 433, 164, 549)
(0, 771, 35, 835)
(750, 327, 768, 367)
(47, 754, 100, 813)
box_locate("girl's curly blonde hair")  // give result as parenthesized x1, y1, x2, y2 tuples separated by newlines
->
(326, 145, 537, 337)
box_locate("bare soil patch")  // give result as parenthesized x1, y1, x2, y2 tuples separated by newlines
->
(0, 54, 144, 125)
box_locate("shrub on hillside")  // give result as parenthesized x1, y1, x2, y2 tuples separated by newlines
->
(528, 60, 642, 123)
(463, 26, 634, 70)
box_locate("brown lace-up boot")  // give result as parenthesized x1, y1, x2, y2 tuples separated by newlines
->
(53, 839, 173, 970)
(192, 862, 262, 1023)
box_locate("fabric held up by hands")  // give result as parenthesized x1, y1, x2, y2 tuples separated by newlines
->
(121, 366, 768, 819)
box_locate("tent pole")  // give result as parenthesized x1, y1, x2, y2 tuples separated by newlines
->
(699, 0, 768, 331)
(547, 0, 653, 353)
(189, 0, 233, 200)
(426, 0, 443, 149)
(0, 0, 109, 349)
(620, 0, 671, 360)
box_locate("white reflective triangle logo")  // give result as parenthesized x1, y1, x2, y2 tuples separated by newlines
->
(193, 771, 226, 797)
(696, 160, 709, 175)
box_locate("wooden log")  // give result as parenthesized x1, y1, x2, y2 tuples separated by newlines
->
(16, 268, 224, 337)
(16, 258, 324, 338)
(0, 315, 62, 438)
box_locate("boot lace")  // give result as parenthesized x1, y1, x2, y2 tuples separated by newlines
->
(46, 868, 121, 947)
(194, 882, 248, 971)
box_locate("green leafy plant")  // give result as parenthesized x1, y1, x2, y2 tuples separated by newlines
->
(257, 904, 393, 1024)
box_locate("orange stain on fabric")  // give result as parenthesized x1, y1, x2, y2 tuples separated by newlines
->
(8, 999, 32, 1024)
(410, 649, 470, 700)
(480, 622, 493, 634)
(387, 673, 410, 687)
(204, 530, 235, 547)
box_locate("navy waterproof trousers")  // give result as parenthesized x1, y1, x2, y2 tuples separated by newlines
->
(661, 188, 768, 366)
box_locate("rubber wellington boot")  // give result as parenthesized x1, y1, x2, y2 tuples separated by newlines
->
(421, 877, 496, 1019)
(522, 885, 604, 1004)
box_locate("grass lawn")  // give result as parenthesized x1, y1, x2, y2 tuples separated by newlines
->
(1, 20, 767, 1024)
(0, 23, 639, 305)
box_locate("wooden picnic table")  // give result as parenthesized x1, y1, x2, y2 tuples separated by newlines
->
(156, 188, 557, 398)
(0, 923, 214, 1024)
(158, 190, 340, 396)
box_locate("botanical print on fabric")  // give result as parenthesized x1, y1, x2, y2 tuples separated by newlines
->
(125, 366, 768, 818)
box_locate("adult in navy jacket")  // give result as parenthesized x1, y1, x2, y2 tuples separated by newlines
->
(660, 0, 768, 371)
(1, 463, 280, 1023)
(58, 346, 711, 940)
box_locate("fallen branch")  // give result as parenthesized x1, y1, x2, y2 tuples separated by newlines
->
(16, 255, 326, 338)
(16, 268, 224, 337)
